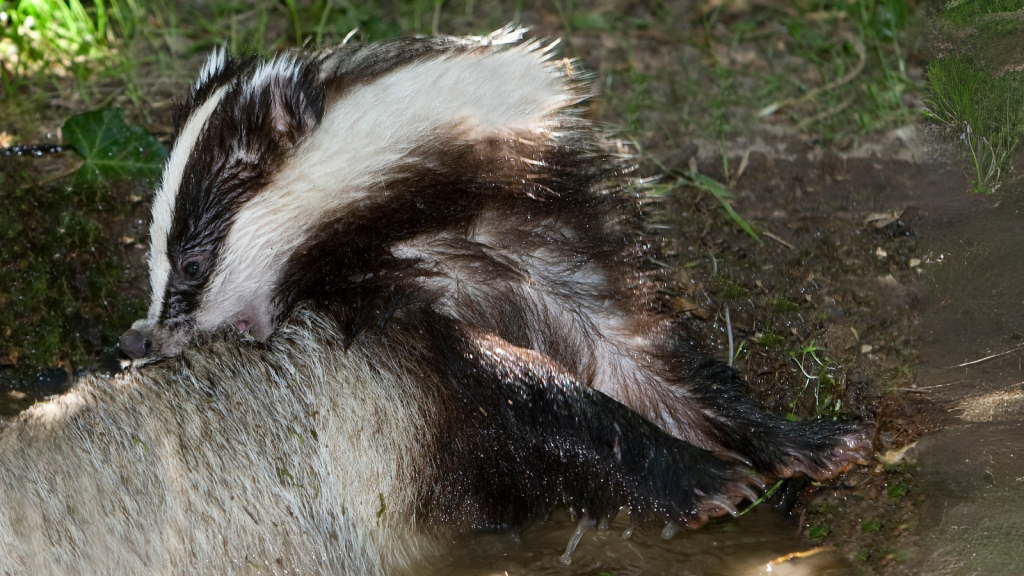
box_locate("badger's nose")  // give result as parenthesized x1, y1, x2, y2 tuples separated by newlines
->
(119, 329, 152, 360)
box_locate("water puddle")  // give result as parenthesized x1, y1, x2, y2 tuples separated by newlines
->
(426, 508, 849, 576)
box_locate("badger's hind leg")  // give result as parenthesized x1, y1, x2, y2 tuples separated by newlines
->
(602, 320, 873, 482)
(414, 319, 764, 537)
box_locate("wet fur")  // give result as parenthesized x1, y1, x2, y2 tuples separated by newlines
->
(127, 30, 869, 483)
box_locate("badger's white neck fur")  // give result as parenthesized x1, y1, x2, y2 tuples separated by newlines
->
(195, 45, 576, 337)
(123, 30, 586, 358)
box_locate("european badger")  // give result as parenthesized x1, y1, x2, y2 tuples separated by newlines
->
(118, 29, 869, 481)
(2, 309, 763, 575)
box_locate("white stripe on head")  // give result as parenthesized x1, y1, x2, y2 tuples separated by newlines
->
(196, 42, 581, 332)
(246, 54, 302, 97)
(145, 85, 230, 324)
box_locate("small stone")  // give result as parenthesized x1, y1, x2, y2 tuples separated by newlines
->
(909, 258, 921, 268)
(875, 247, 888, 259)
(861, 344, 873, 354)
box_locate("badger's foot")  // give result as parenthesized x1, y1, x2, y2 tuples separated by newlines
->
(630, 342, 874, 483)
(625, 440, 765, 531)
(685, 462, 764, 528)
(738, 419, 874, 482)
(783, 422, 874, 481)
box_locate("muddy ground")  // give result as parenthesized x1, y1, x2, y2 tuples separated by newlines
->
(664, 148, 938, 574)
(2, 1, 1019, 574)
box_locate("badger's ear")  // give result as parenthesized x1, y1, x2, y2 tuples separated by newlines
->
(266, 74, 324, 149)
(248, 57, 325, 150)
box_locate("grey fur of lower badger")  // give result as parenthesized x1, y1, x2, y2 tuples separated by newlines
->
(5, 309, 766, 574)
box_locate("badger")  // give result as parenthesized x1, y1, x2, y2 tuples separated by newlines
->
(1, 309, 765, 575)
(118, 28, 869, 483)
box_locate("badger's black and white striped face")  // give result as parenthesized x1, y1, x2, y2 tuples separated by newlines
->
(120, 29, 582, 359)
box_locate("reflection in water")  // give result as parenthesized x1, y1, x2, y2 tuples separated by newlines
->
(427, 507, 850, 576)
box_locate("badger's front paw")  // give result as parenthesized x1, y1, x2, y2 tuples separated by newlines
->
(686, 457, 765, 528)
(628, 442, 765, 531)
(765, 420, 874, 482)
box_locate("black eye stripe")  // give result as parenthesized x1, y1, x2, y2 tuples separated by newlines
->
(159, 286, 201, 323)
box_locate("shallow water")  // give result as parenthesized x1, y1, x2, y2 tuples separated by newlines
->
(426, 508, 850, 576)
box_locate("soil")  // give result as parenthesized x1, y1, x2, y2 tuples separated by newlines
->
(659, 149, 945, 574)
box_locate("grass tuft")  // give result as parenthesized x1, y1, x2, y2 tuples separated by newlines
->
(941, 0, 1024, 26)
(926, 57, 1024, 193)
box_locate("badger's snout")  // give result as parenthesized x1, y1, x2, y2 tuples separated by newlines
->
(118, 320, 191, 360)
(118, 328, 152, 360)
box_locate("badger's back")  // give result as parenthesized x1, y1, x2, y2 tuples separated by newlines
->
(1, 310, 453, 575)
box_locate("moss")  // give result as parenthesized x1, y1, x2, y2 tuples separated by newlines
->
(766, 293, 801, 314)
(0, 160, 147, 380)
(757, 327, 786, 350)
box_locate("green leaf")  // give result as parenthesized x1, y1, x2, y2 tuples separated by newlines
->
(63, 107, 168, 184)
(571, 12, 611, 31)
(887, 483, 909, 499)
(809, 523, 831, 539)
(681, 172, 763, 244)
(861, 518, 883, 533)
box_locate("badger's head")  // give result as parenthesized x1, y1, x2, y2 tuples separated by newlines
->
(120, 30, 583, 360)
(119, 48, 325, 359)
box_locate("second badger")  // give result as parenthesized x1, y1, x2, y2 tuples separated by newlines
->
(120, 28, 870, 482)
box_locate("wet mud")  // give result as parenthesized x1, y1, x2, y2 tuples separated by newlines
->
(914, 166, 1024, 575)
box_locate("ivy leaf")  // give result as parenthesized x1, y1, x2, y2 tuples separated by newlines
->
(63, 107, 168, 184)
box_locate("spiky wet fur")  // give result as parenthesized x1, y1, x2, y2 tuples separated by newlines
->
(129, 29, 870, 484)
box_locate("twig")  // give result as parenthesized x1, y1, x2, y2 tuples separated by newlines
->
(758, 33, 866, 118)
(764, 231, 794, 250)
(766, 546, 836, 568)
(727, 148, 750, 188)
(797, 95, 856, 129)
(946, 346, 1023, 369)
(726, 305, 734, 367)
(1, 144, 68, 157)
(38, 162, 84, 185)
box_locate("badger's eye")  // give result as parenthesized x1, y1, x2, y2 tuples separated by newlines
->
(183, 260, 201, 278)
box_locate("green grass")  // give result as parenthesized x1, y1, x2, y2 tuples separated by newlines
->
(926, 0, 1024, 194)
(941, 0, 1024, 26)
(0, 0, 122, 95)
(926, 58, 1024, 194)
(745, 0, 917, 139)
(788, 340, 844, 419)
